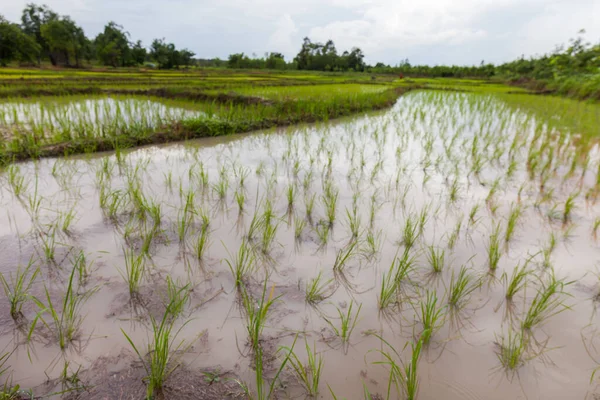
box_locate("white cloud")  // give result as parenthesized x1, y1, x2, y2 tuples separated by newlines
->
(267, 14, 298, 58)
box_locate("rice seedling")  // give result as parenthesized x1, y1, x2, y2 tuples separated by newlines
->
(505, 204, 522, 243)
(195, 225, 210, 260)
(323, 301, 362, 354)
(503, 262, 530, 301)
(33, 266, 89, 350)
(316, 222, 330, 246)
(0, 257, 39, 323)
(260, 215, 279, 255)
(39, 227, 57, 263)
(447, 266, 479, 311)
(119, 248, 145, 300)
(281, 338, 323, 397)
(418, 291, 446, 345)
(305, 271, 335, 304)
(60, 207, 77, 234)
(177, 210, 193, 244)
(495, 328, 527, 371)
(224, 240, 255, 289)
(241, 280, 278, 352)
(322, 191, 338, 228)
(6, 164, 27, 197)
(593, 217, 600, 239)
(332, 241, 358, 272)
(447, 219, 462, 250)
(345, 207, 361, 239)
(212, 172, 229, 201)
(426, 245, 446, 274)
(487, 223, 502, 272)
(521, 274, 571, 331)
(562, 191, 578, 224)
(286, 184, 296, 211)
(401, 214, 419, 250)
(121, 298, 191, 399)
(235, 190, 245, 213)
(164, 276, 191, 321)
(73, 251, 92, 287)
(541, 232, 557, 268)
(363, 229, 383, 258)
(305, 193, 316, 223)
(468, 203, 480, 225)
(294, 214, 307, 241)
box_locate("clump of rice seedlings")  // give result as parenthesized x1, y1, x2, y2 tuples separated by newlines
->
(212, 171, 229, 201)
(541, 232, 557, 268)
(593, 217, 600, 239)
(39, 227, 57, 263)
(33, 266, 89, 350)
(378, 253, 410, 310)
(225, 240, 255, 289)
(60, 207, 77, 234)
(495, 329, 527, 371)
(503, 262, 530, 302)
(363, 229, 383, 258)
(195, 225, 210, 261)
(281, 339, 323, 397)
(121, 298, 191, 399)
(119, 248, 145, 300)
(6, 164, 27, 197)
(305, 194, 316, 223)
(505, 204, 522, 243)
(345, 207, 361, 239)
(447, 266, 479, 312)
(260, 214, 279, 255)
(372, 335, 423, 400)
(322, 190, 338, 228)
(324, 301, 362, 354)
(305, 271, 335, 304)
(177, 210, 193, 244)
(73, 251, 92, 287)
(562, 191, 578, 225)
(294, 215, 306, 241)
(235, 190, 245, 213)
(487, 223, 502, 272)
(468, 203, 480, 226)
(332, 241, 358, 272)
(401, 214, 419, 250)
(447, 219, 462, 250)
(286, 184, 296, 212)
(448, 178, 460, 203)
(419, 291, 445, 345)
(26, 177, 43, 221)
(521, 273, 571, 331)
(241, 280, 278, 352)
(164, 276, 191, 321)
(426, 245, 446, 274)
(0, 257, 39, 323)
(486, 178, 501, 204)
(417, 206, 429, 235)
(316, 222, 330, 246)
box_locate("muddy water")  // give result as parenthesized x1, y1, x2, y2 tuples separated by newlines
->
(1, 91, 600, 399)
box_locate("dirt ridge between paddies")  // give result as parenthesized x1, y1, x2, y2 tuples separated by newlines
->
(0, 86, 417, 164)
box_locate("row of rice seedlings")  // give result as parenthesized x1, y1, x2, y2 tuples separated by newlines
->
(323, 301, 362, 354)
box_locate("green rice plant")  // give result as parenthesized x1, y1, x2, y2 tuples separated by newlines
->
(286, 184, 296, 211)
(212, 173, 229, 201)
(177, 210, 193, 244)
(447, 266, 479, 311)
(505, 204, 522, 243)
(121, 299, 191, 399)
(541, 232, 557, 268)
(322, 190, 338, 227)
(60, 207, 77, 234)
(364, 229, 383, 258)
(195, 226, 210, 260)
(26, 177, 43, 220)
(593, 217, 600, 239)
(281, 338, 323, 397)
(39, 227, 57, 263)
(487, 223, 502, 272)
(323, 301, 362, 354)
(426, 245, 445, 274)
(447, 219, 462, 250)
(241, 280, 278, 352)
(417, 206, 429, 235)
(33, 266, 88, 350)
(305, 194, 316, 223)
(521, 274, 571, 331)
(294, 215, 306, 241)
(305, 271, 335, 304)
(563, 191, 578, 224)
(164, 276, 191, 321)
(0, 257, 39, 323)
(332, 241, 358, 272)
(503, 263, 530, 301)
(345, 207, 361, 239)
(6, 164, 27, 197)
(495, 329, 527, 371)
(119, 248, 145, 300)
(260, 216, 279, 255)
(73, 251, 92, 287)
(235, 190, 245, 213)
(378, 263, 400, 310)
(224, 240, 255, 289)
(448, 179, 460, 203)
(468, 203, 480, 225)
(401, 214, 419, 250)
(419, 291, 445, 345)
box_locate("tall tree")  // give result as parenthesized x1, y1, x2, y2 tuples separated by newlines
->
(95, 22, 131, 67)
(0, 15, 40, 66)
(21, 3, 58, 64)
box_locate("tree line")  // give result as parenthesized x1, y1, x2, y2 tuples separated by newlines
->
(0, 3, 194, 68)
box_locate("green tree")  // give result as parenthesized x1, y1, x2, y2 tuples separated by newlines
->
(131, 40, 147, 65)
(0, 15, 40, 66)
(95, 22, 132, 67)
(21, 3, 58, 64)
(40, 17, 87, 67)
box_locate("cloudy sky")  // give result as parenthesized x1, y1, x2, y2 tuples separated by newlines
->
(3, 0, 599, 66)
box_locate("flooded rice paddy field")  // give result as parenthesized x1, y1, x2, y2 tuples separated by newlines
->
(1, 91, 600, 399)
